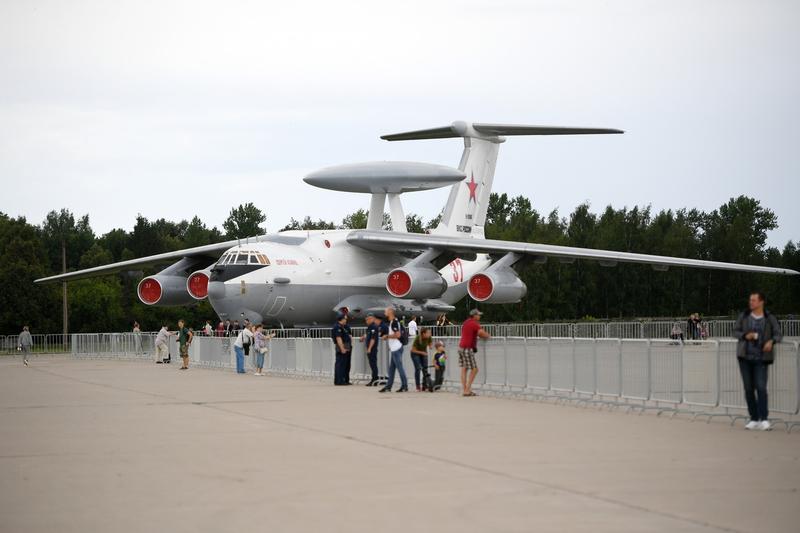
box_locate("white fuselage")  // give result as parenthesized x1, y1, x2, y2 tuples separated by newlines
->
(206, 229, 490, 326)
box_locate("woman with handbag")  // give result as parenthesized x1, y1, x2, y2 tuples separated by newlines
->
(253, 324, 274, 376)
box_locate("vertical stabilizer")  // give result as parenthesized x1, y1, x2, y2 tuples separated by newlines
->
(381, 121, 623, 239)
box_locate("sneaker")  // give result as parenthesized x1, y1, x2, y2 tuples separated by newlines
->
(744, 420, 759, 430)
(379, 386, 391, 393)
(253, 372, 261, 376)
(759, 420, 772, 431)
(23, 360, 28, 366)
(396, 387, 408, 393)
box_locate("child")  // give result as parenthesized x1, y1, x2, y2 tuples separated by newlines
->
(432, 341, 447, 391)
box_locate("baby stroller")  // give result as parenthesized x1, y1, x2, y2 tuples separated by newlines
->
(422, 364, 445, 392)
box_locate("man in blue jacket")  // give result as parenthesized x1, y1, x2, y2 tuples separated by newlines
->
(732, 291, 782, 431)
(332, 311, 352, 386)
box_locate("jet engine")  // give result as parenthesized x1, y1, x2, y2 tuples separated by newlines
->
(386, 265, 447, 300)
(136, 257, 213, 306)
(467, 266, 527, 304)
(186, 269, 211, 300)
(137, 275, 196, 306)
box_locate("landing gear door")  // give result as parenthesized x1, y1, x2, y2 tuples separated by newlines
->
(266, 296, 287, 317)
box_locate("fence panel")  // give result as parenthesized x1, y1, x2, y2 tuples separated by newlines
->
(781, 320, 800, 338)
(525, 338, 550, 391)
(505, 337, 528, 389)
(539, 323, 573, 338)
(549, 339, 575, 392)
(595, 339, 621, 397)
(769, 341, 800, 414)
(573, 339, 596, 395)
(621, 340, 649, 401)
(717, 340, 744, 411)
(649, 339, 683, 404)
(269, 339, 289, 372)
(484, 338, 507, 388)
(573, 323, 606, 339)
(294, 338, 313, 374)
(643, 321, 675, 340)
(682, 341, 718, 407)
(608, 322, 642, 339)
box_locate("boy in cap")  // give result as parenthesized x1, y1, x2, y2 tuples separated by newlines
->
(432, 340, 447, 391)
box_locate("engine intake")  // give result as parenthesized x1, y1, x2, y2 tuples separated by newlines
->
(386, 266, 447, 300)
(137, 275, 196, 306)
(467, 267, 527, 304)
(186, 269, 211, 300)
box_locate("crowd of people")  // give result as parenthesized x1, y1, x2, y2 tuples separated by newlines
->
(670, 313, 710, 342)
(331, 308, 490, 396)
(150, 318, 276, 374)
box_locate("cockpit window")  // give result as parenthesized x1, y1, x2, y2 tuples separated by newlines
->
(219, 250, 271, 267)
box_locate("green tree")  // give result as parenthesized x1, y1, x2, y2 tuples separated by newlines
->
(0, 213, 60, 334)
(223, 203, 266, 238)
(340, 209, 369, 229)
(41, 209, 95, 338)
(281, 216, 335, 231)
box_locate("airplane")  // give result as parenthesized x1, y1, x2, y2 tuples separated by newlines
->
(35, 121, 799, 326)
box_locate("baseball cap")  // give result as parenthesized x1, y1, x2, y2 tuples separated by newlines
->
(366, 312, 375, 317)
(469, 308, 483, 317)
(335, 311, 347, 321)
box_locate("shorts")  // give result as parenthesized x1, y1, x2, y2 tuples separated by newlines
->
(179, 344, 189, 358)
(155, 343, 168, 361)
(458, 348, 477, 370)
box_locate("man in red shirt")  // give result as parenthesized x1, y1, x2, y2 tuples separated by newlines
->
(458, 309, 490, 396)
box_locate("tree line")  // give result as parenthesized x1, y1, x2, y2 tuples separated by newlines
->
(0, 195, 797, 334)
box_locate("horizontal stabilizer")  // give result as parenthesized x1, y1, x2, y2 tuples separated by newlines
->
(473, 123, 623, 136)
(381, 121, 623, 141)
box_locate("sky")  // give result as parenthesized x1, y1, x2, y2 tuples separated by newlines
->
(1, 0, 798, 247)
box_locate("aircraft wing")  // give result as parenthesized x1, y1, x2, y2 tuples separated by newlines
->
(33, 240, 239, 284)
(346, 230, 800, 276)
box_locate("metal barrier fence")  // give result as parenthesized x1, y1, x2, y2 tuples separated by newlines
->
(0, 333, 71, 355)
(4, 319, 798, 351)
(67, 332, 800, 431)
(248, 319, 800, 341)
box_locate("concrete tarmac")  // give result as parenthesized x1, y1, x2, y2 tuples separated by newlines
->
(1, 356, 798, 533)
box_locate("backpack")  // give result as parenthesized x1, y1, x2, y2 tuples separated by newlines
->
(399, 321, 409, 346)
(392, 319, 409, 346)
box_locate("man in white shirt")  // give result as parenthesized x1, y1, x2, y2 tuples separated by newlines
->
(407, 315, 418, 339)
(204, 320, 213, 336)
(379, 307, 408, 393)
(154, 324, 170, 364)
(234, 325, 254, 374)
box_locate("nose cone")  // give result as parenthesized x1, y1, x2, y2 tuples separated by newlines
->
(207, 281, 226, 300)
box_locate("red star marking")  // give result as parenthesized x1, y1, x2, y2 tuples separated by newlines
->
(466, 174, 478, 203)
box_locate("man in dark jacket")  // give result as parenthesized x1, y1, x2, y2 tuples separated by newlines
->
(332, 311, 352, 386)
(732, 291, 782, 431)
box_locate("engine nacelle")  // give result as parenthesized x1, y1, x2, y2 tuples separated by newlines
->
(386, 266, 447, 300)
(137, 275, 195, 306)
(186, 269, 211, 300)
(467, 267, 527, 304)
